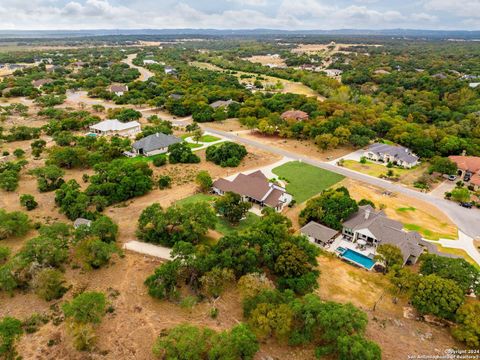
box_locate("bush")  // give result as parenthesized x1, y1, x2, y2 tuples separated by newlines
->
(20, 194, 38, 211)
(13, 149, 25, 158)
(0, 209, 31, 240)
(158, 175, 172, 190)
(32, 268, 68, 301)
(0, 316, 23, 359)
(62, 291, 106, 324)
(152, 155, 167, 167)
(0, 247, 10, 265)
(168, 142, 200, 164)
(76, 238, 118, 269)
(195, 170, 212, 192)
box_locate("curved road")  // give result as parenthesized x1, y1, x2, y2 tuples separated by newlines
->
(202, 125, 480, 241)
(122, 54, 155, 81)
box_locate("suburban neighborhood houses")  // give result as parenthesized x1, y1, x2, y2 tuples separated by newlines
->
(212, 170, 293, 212)
(449, 155, 480, 189)
(364, 143, 420, 168)
(89, 119, 141, 137)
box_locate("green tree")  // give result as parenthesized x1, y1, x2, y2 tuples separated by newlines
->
(144, 261, 181, 300)
(62, 291, 106, 324)
(248, 302, 293, 340)
(195, 170, 212, 192)
(214, 191, 251, 224)
(19, 194, 38, 211)
(32, 165, 65, 192)
(168, 142, 200, 164)
(32, 268, 68, 301)
(13, 149, 25, 158)
(158, 175, 172, 189)
(429, 156, 457, 175)
(206, 142, 248, 167)
(0, 247, 10, 265)
(411, 274, 464, 319)
(199, 267, 235, 299)
(452, 302, 480, 348)
(451, 187, 471, 203)
(337, 334, 382, 360)
(209, 324, 259, 360)
(75, 238, 118, 269)
(0, 209, 30, 240)
(374, 244, 404, 273)
(0, 317, 23, 359)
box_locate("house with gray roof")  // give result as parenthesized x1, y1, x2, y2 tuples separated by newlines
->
(131, 133, 182, 157)
(210, 99, 236, 109)
(74, 218, 92, 229)
(342, 205, 424, 265)
(364, 143, 419, 168)
(301, 221, 338, 246)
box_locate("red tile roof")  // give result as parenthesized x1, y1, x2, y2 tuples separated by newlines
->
(449, 156, 480, 173)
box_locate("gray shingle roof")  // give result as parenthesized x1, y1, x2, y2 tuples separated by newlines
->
(132, 133, 181, 153)
(367, 143, 419, 164)
(343, 205, 424, 264)
(74, 218, 92, 228)
(301, 221, 338, 243)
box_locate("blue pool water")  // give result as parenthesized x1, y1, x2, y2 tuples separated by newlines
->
(336, 247, 346, 254)
(341, 249, 375, 270)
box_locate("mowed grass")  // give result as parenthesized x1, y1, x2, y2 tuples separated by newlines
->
(174, 194, 260, 235)
(343, 160, 411, 178)
(120, 153, 166, 164)
(199, 135, 221, 142)
(272, 161, 344, 203)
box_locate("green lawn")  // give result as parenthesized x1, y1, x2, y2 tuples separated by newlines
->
(199, 135, 221, 143)
(174, 193, 260, 235)
(272, 161, 344, 203)
(121, 153, 166, 164)
(187, 142, 203, 149)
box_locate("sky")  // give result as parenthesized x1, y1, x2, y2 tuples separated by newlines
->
(0, 0, 479, 30)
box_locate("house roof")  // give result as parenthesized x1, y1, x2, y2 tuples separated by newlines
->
(132, 133, 181, 152)
(90, 119, 140, 132)
(210, 99, 235, 109)
(301, 221, 338, 243)
(343, 206, 424, 264)
(74, 218, 92, 228)
(448, 156, 480, 173)
(32, 78, 53, 87)
(367, 143, 419, 164)
(213, 171, 287, 206)
(281, 110, 309, 121)
(110, 84, 128, 93)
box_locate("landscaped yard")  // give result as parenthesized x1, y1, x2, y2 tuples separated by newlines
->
(121, 153, 166, 164)
(174, 193, 260, 235)
(198, 135, 220, 143)
(272, 161, 344, 203)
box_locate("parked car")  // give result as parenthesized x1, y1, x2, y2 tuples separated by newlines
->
(459, 202, 473, 209)
(447, 175, 457, 181)
(464, 171, 472, 182)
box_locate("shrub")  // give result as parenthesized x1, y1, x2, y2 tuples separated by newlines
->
(20, 194, 38, 211)
(168, 142, 200, 164)
(152, 155, 167, 167)
(13, 149, 25, 158)
(206, 142, 247, 167)
(32, 268, 68, 301)
(158, 175, 172, 189)
(0, 316, 23, 359)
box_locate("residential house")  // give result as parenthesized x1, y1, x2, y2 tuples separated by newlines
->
(469, 83, 480, 89)
(143, 59, 158, 65)
(32, 78, 53, 88)
(89, 119, 141, 137)
(374, 69, 390, 75)
(300, 221, 338, 247)
(109, 84, 128, 96)
(210, 99, 235, 109)
(131, 133, 182, 156)
(72, 61, 87, 67)
(448, 155, 480, 189)
(280, 110, 309, 122)
(342, 205, 424, 265)
(212, 171, 293, 212)
(364, 143, 419, 168)
(164, 66, 178, 75)
(74, 218, 92, 229)
(169, 93, 183, 100)
(324, 69, 343, 77)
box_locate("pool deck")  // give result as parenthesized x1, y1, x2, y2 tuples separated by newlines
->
(326, 236, 378, 270)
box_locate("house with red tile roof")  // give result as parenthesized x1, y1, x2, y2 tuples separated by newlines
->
(212, 171, 292, 212)
(449, 156, 480, 189)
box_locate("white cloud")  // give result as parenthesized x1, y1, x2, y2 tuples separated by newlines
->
(424, 0, 480, 18)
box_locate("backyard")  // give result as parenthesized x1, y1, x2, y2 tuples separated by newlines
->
(272, 161, 344, 203)
(174, 193, 260, 236)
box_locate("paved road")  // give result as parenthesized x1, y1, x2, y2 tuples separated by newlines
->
(202, 125, 480, 240)
(122, 54, 155, 81)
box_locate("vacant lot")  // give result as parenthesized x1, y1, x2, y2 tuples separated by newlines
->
(272, 161, 344, 203)
(244, 55, 287, 68)
(343, 159, 429, 187)
(340, 178, 458, 241)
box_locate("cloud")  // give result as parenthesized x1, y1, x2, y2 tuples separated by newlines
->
(0, 0, 477, 30)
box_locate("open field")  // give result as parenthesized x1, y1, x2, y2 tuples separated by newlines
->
(340, 178, 458, 241)
(272, 161, 345, 203)
(190, 61, 324, 100)
(342, 159, 429, 187)
(292, 42, 382, 55)
(244, 55, 287, 68)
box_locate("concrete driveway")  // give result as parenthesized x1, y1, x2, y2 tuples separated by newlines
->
(123, 241, 172, 260)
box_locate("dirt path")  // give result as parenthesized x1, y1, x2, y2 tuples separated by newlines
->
(122, 53, 155, 82)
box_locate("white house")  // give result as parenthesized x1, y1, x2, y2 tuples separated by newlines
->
(143, 59, 158, 65)
(131, 133, 182, 156)
(109, 84, 128, 96)
(364, 143, 419, 168)
(89, 119, 141, 137)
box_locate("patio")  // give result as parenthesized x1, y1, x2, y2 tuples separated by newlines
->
(328, 236, 377, 259)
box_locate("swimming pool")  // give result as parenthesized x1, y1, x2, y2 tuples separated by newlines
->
(336, 247, 346, 254)
(341, 249, 375, 270)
